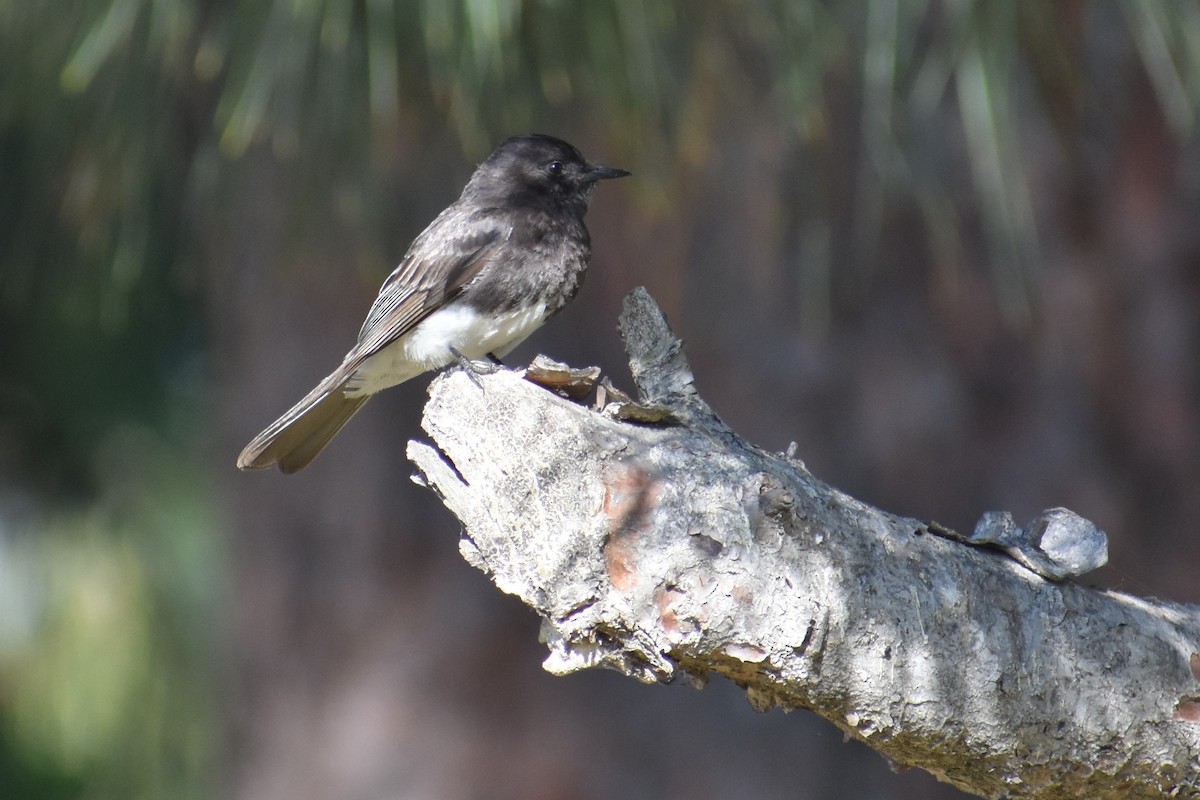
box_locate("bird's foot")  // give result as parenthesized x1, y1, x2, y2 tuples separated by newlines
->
(450, 347, 501, 390)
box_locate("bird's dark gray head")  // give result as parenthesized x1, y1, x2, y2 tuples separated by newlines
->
(463, 134, 629, 211)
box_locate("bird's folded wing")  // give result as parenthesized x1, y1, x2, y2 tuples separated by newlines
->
(348, 224, 506, 366)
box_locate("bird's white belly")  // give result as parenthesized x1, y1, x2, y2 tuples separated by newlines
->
(348, 302, 548, 396)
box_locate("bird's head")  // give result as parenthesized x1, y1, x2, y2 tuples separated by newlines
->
(465, 134, 629, 211)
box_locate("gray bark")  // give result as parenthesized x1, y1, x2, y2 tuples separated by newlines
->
(408, 288, 1200, 800)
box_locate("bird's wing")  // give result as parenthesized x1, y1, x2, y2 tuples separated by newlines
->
(348, 215, 508, 365)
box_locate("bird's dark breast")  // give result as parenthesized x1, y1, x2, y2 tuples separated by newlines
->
(464, 211, 592, 317)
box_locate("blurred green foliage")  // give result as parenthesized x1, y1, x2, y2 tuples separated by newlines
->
(0, 426, 220, 799)
(1, 1, 1199, 797)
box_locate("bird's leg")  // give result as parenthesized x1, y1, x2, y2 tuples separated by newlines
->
(450, 347, 502, 374)
(450, 347, 501, 391)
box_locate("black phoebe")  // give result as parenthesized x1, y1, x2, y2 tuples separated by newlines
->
(237, 134, 629, 473)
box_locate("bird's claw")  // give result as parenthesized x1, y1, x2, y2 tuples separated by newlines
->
(451, 347, 502, 391)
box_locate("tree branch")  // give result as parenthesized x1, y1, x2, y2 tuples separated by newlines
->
(408, 288, 1200, 800)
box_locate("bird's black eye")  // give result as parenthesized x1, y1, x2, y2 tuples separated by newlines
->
(547, 161, 563, 176)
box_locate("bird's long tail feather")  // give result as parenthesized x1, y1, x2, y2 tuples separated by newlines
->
(237, 373, 369, 473)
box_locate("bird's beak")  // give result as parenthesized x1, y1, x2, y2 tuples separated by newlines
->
(586, 165, 631, 181)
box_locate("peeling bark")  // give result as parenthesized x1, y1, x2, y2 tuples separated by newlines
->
(408, 288, 1200, 800)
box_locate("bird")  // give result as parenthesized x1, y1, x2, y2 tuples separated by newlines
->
(237, 134, 630, 473)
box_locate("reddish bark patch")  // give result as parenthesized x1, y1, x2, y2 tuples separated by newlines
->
(601, 465, 661, 592)
(730, 584, 754, 605)
(1176, 698, 1200, 723)
(723, 643, 767, 663)
(655, 586, 685, 635)
(1190, 652, 1200, 681)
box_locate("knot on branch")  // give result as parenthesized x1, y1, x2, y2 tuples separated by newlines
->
(968, 508, 1108, 580)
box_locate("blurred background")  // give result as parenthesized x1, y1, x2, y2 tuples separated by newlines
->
(3, 1, 1200, 798)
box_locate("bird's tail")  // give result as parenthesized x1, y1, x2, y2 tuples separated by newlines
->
(237, 371, 370, 473)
